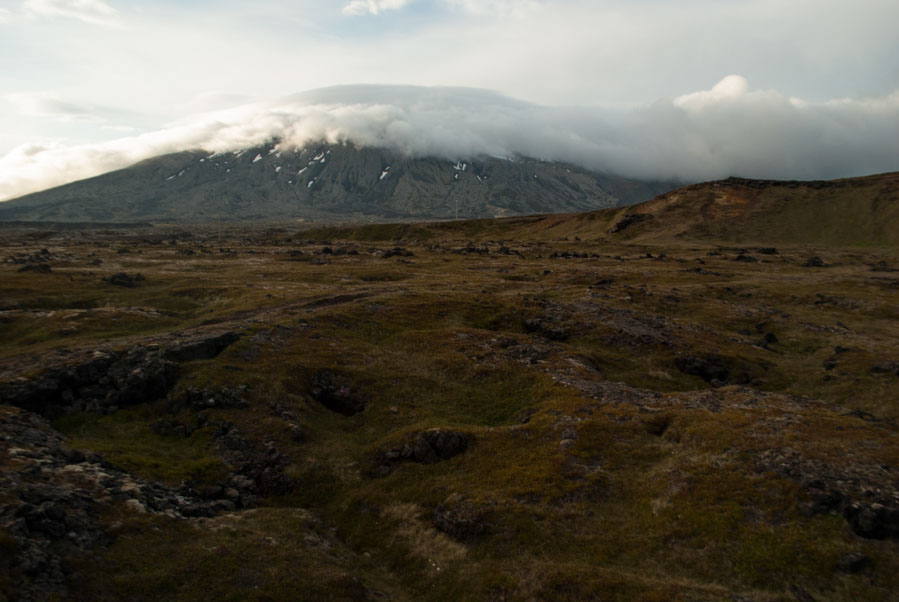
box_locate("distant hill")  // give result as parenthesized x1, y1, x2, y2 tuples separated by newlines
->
(0, 142, 676, 223)
(302, 172, 899, 247)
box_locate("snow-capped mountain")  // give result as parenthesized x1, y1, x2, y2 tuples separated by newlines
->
(0, 141, 677, 223)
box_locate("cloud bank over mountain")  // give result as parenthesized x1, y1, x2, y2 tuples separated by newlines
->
(1, 77, 898, 201)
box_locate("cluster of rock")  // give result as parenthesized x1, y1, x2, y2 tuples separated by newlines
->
(756, 447, 899, 541)
(1, 331, 239, 417)
(0, 407, 227, 601)
(372, 429, 470, 477)
(548, 250, 601, 259)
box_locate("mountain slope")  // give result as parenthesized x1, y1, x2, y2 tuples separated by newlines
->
(0, 142, 676, 223)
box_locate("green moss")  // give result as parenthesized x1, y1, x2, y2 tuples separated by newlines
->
(54, 406, 228, 487)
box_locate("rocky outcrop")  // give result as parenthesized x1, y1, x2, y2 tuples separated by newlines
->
(0, 331, 240, 417)
(210, 422, 294, 499)
(372, 429, 470, 477)
(756, 448, 899, 541)
(0, 406, 228, 602)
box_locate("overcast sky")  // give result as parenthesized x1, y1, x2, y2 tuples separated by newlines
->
(1, 0, 898, 200)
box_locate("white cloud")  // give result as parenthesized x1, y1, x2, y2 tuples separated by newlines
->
(446, 0, 541, 16)
(22, 0, 121, 27)
(6, 92, 106, 122)
(1, 78, 898, 201)
(0, 8, 14, 23)
(342, 0, 412, 16)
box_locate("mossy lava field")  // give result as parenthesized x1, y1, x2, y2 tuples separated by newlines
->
(2, 206, 898, 601)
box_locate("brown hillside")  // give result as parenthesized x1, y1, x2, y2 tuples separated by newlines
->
(604, 172, 899, 246)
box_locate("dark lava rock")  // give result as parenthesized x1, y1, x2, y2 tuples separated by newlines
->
(803, 256, 825, 268)
(310, 371, 365, 416)
(103, 272, 145, 287)
(870, 361, 899, 376)
(843, 502, 899, 539)
(373, 429, 470, 477)
(17, 263, 52, 273)
(383, 247, 414, 258)
(211, 423, 294, 499)
(0, 406, 225, 602)
(163, 331, 240, 362)
(608, 213, 652, 234)
(674, 354, 730, 384)
(0, 332, 241, 417)
(836, 552, 871, 574)
(410, 429, 469, 464)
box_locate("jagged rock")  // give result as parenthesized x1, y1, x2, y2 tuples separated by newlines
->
(0, 332, 240, 417)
